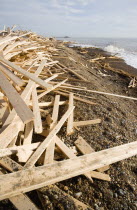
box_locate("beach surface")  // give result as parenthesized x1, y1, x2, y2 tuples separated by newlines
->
(0, 38, 137, 210)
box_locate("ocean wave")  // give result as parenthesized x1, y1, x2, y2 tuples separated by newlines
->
(69, 43, 96, 48)
(104, 45, 137, 69)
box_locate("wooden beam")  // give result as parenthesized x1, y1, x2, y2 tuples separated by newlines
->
(0, 171, 38, 210)
(0, 142, 40, 158)
(32, 84, 42, 133)
(75, 136, 109, 172)
(0, 70, 34, 124)
(50, 95, 60, 130)
(44, 138, 55, 165)
(73, 119, 101, 127)
(0, 56, 52, 90)
(24, 106, 75, 168)
(0, 157, 38, 209)
(29, 101, 67, 107)
(37, 79, 67, 100)
(3, 60, 48, 127)
(89, 171, 111, 181)
(59, 63, 87, 81)
(0, 118, 23, 149)
(23, 121, 33, 145)
(0, 32, 31, 45)
(0, 63, 25, 86)
(67, 93, 74, 135)
(0, 140, 137, 200)
(55, 136, 93, 182)
(56, 91, 97, 105)
(0, 59, 46, 150)
(3, 40, 28, 55)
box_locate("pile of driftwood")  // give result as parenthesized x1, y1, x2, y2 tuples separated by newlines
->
(0, 26, 137, 209)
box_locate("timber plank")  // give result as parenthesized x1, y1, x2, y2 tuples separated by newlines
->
(32, 84, 42, 133)
(73, 119, 101, 127)
(0, 70, 34, 124)
(0, 56, 52, 90)
(0, 63, 25, 86)
(0, 140, 137, 200)
(75, 136, 109, 172)
(67, 93, 74, 135)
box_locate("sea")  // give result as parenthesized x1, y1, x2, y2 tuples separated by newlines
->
(57, 37, 137, 70)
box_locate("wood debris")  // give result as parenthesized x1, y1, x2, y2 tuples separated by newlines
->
(0, 27, 137, 209)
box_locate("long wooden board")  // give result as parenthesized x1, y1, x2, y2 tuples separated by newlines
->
(75, 136, 109, 172)
(56, 90, 97, 105)
(55, 136, 93, 182)
(73, 119, 101, 127)
(32, 84, 42, 133)
(0, 142, 40, 158)
(0, 63, 25, 86)
(67, 93, 74, 135)
(0, 56, 52, 90)
(0, 140, 137, 200)
(0, 171, 38, 210)
(0, 70, 34, 124)
(0, 157, 38, 209)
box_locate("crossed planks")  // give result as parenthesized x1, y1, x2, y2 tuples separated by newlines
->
(0, 140, 137, 200)
(0, 56, 52, 90)
(0, 70, 34, 124)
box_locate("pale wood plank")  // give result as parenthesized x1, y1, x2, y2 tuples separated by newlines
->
(74, 136, 95, 154)
(23, 121, 33, 145)
(59, 63, 87, 81)
(37, 79, 67, 100)
(67, 93, 74, 135)
(0, 56, 52, 90)
(0, 140, 137, 200)
(0, 32, 31, 45)
(29, 101, 67, 107)
(10, 194, 38, 210)
(32, 84, 42, 133)
(0, 158, 38, 209)
(55, 136, 93, 182)
(0, 117, 23, 149)
(0, 171, 38, 210)
(4, 60, 46, 126)
(3, 40, 28, 55)
(75, 136, 109, 172)
(0, 142, 40, 158)
(56, 90, 97, 105)
(0, 104, 10, 125)
(73, 119, 101, 127)
(50, 95, 60, 130)
(0, 63, 25, 86)
(89, 171, 111, 181)
(44, 138, 55, 165)
(0, 70, 34, 124)
(24, 106, 75, 168)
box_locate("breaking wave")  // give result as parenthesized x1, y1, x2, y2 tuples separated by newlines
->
(104, 45, 137, 69)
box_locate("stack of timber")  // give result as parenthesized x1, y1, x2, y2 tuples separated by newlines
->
(0, 26, 137, 210)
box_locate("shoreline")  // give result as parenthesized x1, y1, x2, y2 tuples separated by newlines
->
(0, 33, 137, 210)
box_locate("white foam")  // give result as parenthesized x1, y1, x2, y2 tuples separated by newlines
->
(69, 43, 96, 48)
(104, 45, 137, 69)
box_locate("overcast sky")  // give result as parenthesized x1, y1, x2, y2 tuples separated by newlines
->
(0, 0, 137, 38)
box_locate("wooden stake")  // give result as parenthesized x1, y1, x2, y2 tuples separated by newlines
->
(67, 93, 74, 135)
(0, 70, 34, 124)
(32, 84, 42, 133)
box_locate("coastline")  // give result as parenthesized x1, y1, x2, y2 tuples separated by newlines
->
(0, 34, 137, 210)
